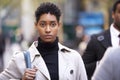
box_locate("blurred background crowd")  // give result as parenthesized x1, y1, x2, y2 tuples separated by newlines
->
(0, 0, 117, 72)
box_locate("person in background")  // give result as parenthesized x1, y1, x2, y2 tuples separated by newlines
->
(74, 25, 84, 49)
(78, 35, 89, 56)
(92, 47, 120, 80)
(0, 29, 5, 72)
(82, 0, 120, 80)
(0, 2, 87, 80)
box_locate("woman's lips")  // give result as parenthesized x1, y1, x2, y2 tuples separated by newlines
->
(44, 35, 52, 39)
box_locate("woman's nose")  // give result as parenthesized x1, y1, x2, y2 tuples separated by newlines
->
(45, 26, 51, 33)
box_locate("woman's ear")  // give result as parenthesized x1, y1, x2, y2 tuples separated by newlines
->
(35, 22, 37, 26)
(34, 22, 37, 28)
(58, 22, 62, 28)
(34, 22, 38, 34)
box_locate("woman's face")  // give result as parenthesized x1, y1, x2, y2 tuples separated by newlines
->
(35, 13, 60, 43)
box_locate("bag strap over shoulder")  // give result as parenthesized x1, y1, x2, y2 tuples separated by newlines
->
(23, 51, 31, 68)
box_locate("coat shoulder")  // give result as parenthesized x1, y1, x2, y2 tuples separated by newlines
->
(59, 43, 78, 52)
(89, 29, 110, 43)
(59, 43, 81, 58)
(13, 51, 24, 59)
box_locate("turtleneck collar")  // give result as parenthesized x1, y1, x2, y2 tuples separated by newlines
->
(37, 37, 59, 52)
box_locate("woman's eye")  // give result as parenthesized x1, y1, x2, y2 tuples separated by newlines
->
(40, 23, 45, 27)
(51, 23, 56, 27)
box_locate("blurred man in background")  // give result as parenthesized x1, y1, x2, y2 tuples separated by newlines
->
(82, 0, 120, 80)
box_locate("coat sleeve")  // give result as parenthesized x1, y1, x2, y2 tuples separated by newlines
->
(92, 47, 114, 80)
(0, 53, 23, 80)
(82, 35, 98, 79)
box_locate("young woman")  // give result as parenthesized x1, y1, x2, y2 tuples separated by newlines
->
(0, 2, 87, 80)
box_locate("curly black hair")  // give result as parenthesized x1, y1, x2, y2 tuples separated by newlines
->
(35, 2, 61, 23)
(113, 0, 120, 12)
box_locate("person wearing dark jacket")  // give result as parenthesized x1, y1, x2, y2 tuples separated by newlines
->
(0, 31, 5, 72)
(82, 0, 120, 80)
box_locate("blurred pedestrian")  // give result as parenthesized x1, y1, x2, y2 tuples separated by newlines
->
(78, 35, 89, 55)
(74, 25, 84, 50)
(0, 29, 5, 72)
(0, 2, 87, 80)
(82, 0, 120, 80)
(92, 47, 120, 80)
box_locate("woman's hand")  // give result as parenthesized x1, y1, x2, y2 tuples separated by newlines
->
(22, 67, 38, 80)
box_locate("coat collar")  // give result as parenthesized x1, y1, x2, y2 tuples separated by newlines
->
(28, 41, 71, 62)
(28, 41, 40, 62)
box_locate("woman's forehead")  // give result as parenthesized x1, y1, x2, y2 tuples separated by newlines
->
(39, 13, 57, 21)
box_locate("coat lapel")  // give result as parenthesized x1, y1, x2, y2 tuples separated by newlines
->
(34, 56, 51, 80)
(28, 41, 51, 80)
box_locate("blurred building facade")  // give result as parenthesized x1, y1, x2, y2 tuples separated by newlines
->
(0, 0, 118, 53)
(0, 0, 118, 44)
